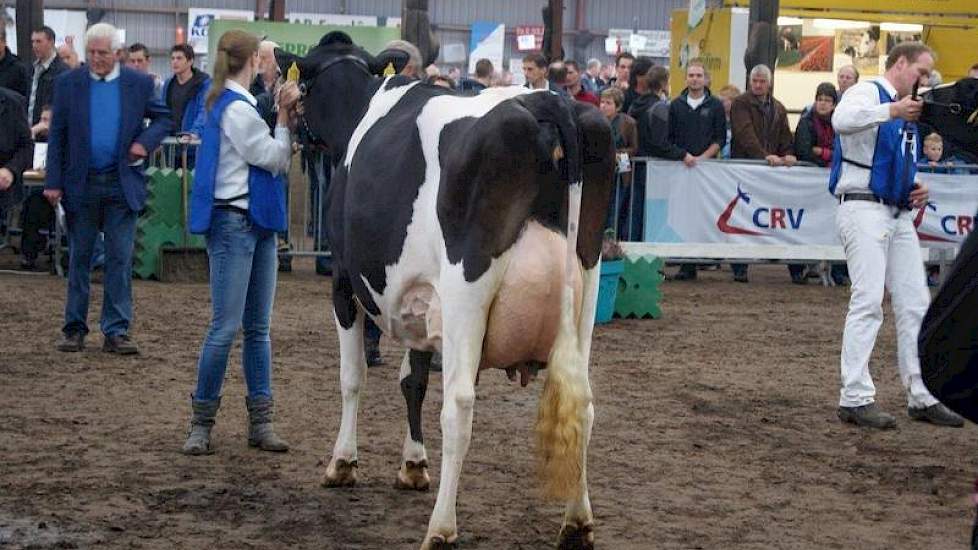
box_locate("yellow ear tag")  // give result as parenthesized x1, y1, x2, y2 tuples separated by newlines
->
(383, 62, 396, 77)
(287, 61, 300, 83)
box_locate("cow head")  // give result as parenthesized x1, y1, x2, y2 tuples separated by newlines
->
(922, 78, 978, 164)
(275, 31, 379, 161)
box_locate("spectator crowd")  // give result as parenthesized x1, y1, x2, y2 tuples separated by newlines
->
(0, 25, 975, 291)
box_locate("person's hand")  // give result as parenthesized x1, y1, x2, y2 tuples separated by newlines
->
(176, 133, 197, 145)
(910, 182, 929, 208)
(682, 153, 697, 168)
(783, 154, 797, 167)
(277, 81, 300, 112)
(31, 121, 49, 140)
(43, 188, 62, 206)
(890, 95, 923, 122)
(765, 154, 784, 167)
(0, 167, 13, 191)
(812, 146, 823, 157)
(129, 142, 148, 162)
(64, 35, 75, 50)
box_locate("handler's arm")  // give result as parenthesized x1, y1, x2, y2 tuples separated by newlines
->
(832, 83, 890, 134)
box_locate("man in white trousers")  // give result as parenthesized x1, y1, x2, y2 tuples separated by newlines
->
(831, 42, 963, 429)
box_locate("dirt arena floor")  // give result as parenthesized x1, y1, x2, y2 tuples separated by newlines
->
(1, 257, 976, 549)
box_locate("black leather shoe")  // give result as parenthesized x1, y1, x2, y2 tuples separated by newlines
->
(909, 403, 964, 427)
(103, 334, 139, 355)
(57, 333, 85, 352)
(838, 403, 897, 429)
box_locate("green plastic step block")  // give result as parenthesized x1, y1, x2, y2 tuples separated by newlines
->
(614, 254, 664, 319)
(143, 169, 184, 228)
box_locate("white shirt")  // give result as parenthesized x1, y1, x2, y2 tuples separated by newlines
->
(28, 52, 57, 123)
(686, 93, 705, 110)
(89, 63, 120, 82)
(215, 79, 292, 209)
(831, 77, 898, 195)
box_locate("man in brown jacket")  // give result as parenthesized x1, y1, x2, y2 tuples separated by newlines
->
(728, 64, 796, 282)
(730, 64, 796, 166)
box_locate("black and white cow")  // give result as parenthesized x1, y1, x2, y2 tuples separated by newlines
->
(281, 32, 614, 549)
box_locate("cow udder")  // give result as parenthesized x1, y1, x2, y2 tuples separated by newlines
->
(480, 222, 584, 371)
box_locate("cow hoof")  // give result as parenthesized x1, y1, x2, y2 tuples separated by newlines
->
(322, 458, 358, 488)
(557, 523, 594, 550)
(395, 460, 430, 491)
(421, 534, 458, 549)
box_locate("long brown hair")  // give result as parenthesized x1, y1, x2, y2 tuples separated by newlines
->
(205, 29, 259, 111)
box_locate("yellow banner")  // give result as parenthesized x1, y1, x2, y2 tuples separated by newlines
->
(670, 9, 734, 97)
(725, 0, 978, 15)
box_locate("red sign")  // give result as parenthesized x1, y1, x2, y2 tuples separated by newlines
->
(515, 25, 544, 52)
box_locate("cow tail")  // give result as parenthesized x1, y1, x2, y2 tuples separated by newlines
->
(536, 95, 589, 502)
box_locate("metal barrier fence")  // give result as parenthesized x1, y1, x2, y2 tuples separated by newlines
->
(614, 157, 977, 269)
(154, 138, 332, 260)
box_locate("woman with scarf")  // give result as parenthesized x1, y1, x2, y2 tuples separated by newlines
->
(795, 82, 838, 167)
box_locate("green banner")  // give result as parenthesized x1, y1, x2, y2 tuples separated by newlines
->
(207, 20, 399, 59)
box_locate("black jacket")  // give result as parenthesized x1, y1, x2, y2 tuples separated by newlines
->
(668, 88, 727, 157)
(793, 110, 835, 167)
(0, 48, 29, 99)
(630, 93, 685, 161)
(0, 88, 32, 209)
(28, 54, 68, 125)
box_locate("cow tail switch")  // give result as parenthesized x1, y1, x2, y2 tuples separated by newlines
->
(536, 177, 589, 502)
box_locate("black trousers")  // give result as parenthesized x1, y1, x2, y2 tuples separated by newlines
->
(20, 190, 53, 260)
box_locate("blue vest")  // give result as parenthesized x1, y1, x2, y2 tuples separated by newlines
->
(189, 89, 287, 234)
(829, 81, 918, 206)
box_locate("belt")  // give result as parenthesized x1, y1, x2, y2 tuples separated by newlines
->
(213, 204, 248, 216)
(87, 170, 119, 184)
(838, 193, 887, 205)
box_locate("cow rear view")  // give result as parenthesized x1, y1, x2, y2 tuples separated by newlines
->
(280, 32, 614, 549)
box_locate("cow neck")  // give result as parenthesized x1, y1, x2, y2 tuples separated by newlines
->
(324, 73, 375, 165)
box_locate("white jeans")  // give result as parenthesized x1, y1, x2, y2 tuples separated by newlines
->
(836, 200, 938, 409)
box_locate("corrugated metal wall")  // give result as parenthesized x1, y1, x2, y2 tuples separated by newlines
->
(47, 0, 686, 76)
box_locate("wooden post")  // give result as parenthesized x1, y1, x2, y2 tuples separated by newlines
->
(548, 0, 563, 62)
(745, 0, 780, 88)
(15, 0, 43, 61)
(270, 0, 285, 22)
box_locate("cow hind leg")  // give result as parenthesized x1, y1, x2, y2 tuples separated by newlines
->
(323, 277, 368, 488)
(555, 266, 600, 549)
(397, 349, 432, 491)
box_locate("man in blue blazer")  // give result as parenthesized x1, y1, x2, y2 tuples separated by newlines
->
(44, 23, 172, 354)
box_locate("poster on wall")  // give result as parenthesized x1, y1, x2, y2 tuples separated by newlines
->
(885, 30, 923, 53)
(777, 23, 833, 72)
(188, 8, 254, 54)
(836, 25, 881, 75)
(468, 21, 505, 75)
(1, 7, 88, 60)
(775, 23, 802, 67)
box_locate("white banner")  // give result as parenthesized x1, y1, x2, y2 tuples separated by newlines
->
(607, 29, 671, 59)
(286, 13, 378, 27)
(188, 8, 254, 54)
(643, 159, 978, 248)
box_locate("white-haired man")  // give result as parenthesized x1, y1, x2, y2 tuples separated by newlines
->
(830, 42, 962, 429)
(43, 22, 172, 354)
(378, 39, 422, 78)
(728, 64, 795, 283)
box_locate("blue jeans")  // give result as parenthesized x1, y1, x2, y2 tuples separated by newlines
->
(193, 209, 278, 402)
(63, 176, 137, 337)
